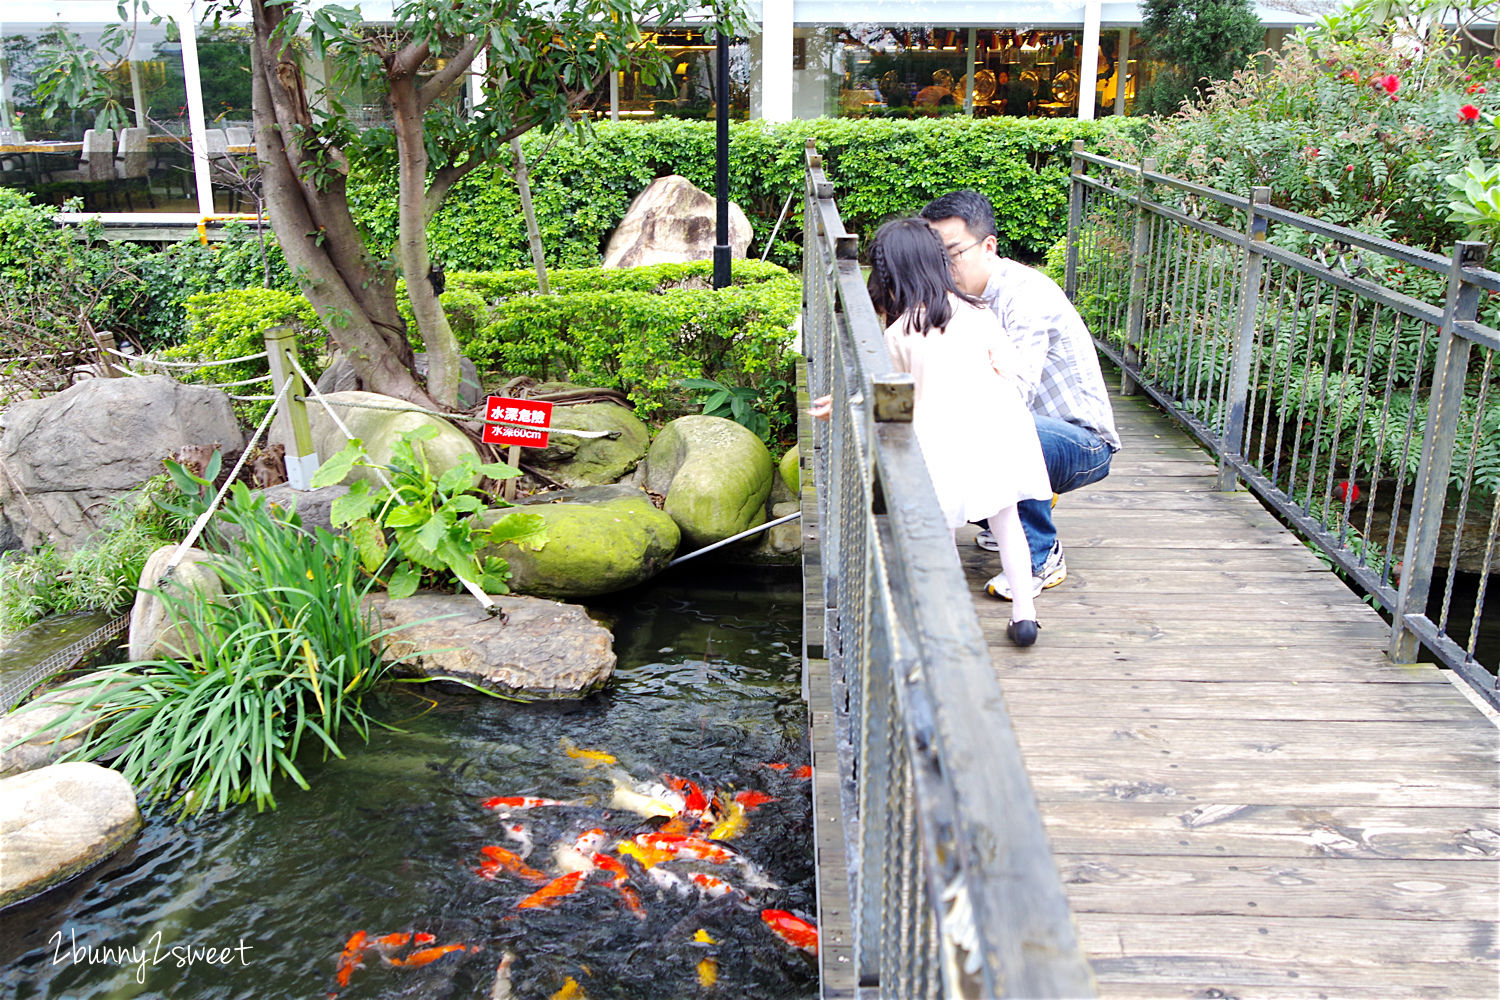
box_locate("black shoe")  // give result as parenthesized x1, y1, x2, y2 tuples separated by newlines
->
(1007, 619, 1039, 647)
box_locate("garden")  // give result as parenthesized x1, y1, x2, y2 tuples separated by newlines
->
(3, 0, 1500, 994)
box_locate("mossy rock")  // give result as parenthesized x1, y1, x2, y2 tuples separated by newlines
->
(779, 444, 801, 495)
(529, 403, 651, 487)
(644, 416, 774, 549)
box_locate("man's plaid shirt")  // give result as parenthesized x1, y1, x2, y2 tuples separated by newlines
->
(981, 259, 1121, 452)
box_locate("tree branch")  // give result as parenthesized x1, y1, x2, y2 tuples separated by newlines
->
(419, 34, 483, 110)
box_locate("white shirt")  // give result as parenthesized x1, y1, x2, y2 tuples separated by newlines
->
(981, 258, 1121, 452)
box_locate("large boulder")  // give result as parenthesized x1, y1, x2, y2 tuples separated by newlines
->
(0, 375, 242, 553)
(602, 175, 753, 269)
(528, 403, 651, 488)
(315, 351, 483, 409)
(0, 762, 142, 907)
(0, 671, 134, 778)
(127, 545, 225, 662)
(645, 416, 774, 549)
(255, 482, 351, 536)
(291, 390, 480, 490)
(361, 592, 614, 699)
(779, 444, 801, 495)
(482, 484, 680, 599)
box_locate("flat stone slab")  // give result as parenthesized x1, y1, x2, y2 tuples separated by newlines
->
(0, 762, 141, 908)
(361, 592, 615, 699)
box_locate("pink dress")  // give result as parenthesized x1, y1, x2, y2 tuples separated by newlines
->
(883, 295, 1052, 528)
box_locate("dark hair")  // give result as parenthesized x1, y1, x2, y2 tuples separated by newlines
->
(920, 190, 997, 240)
(867, 217, 983, 335)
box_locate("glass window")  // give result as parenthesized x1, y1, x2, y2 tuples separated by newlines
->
(579, 29, 752, 121)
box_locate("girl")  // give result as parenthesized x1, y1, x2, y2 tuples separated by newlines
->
(867, 217, 1052, 646)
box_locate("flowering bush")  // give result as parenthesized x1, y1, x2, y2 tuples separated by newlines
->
(1111, 26, 1497, 252)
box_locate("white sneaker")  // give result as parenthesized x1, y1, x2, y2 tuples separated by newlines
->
(974, 528, 999, 552)
(984, 541, 1067, 601)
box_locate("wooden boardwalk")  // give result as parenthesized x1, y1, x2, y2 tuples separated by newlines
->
(961, 385, 1500, 999)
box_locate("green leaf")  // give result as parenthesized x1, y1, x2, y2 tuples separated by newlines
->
(437, 463, 477, 495)
(487, 512, 547, 551)
(329, 480, 374, 527)
(680, 377, 725, 390)
(311, 440, 365, 489)
(476, 461, 523, 480)
(385, 504, 430, 528)
(416, 508, 453, 553)
(349, 518, 388, 573)
(387, 563, 421, 600)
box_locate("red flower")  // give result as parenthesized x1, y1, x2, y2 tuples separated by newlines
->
(1334, 481, 1361, 504)
(1345, 164, 1356, 172)
(1467, 84, 1488, 94)
(1304, 146, 1320, 159)
(1494, 55, 1500, 68)
(1372, 74, 1399, 95)
(1460, 103, 1482, 122)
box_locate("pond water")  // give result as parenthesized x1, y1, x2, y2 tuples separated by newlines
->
(0, 572, 817, 999)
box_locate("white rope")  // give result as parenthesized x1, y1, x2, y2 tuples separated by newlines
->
(105, 347, 270, 369)
(301, 394, 617, 439)
(161, 373, 294, 579)
(197, 373, 272, 388)
(228, 394, 276, 401)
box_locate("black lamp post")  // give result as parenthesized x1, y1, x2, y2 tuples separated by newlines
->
(712, 8, 731, 290)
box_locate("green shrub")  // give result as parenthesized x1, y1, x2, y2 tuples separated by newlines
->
(166, 287, 326, 424)
(348, 117, 1145, 272)
(448, 259, 801, 439)
(0, 480, 181, 637)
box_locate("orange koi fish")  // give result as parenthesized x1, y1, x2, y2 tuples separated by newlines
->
(387, 942, 468, 967)
(794, 765, 813, 780)
(335, 930, 368, 987)
(477, 845, 549, 884)
(591, 853, 646, 917)
(762, 762, 790, 771)
(616, 840, 676, 870)
(517, 870, 588, 910)
(762, 909, 819, 954)
(734, 790, 779, 810)
(372, 931, 436, 953)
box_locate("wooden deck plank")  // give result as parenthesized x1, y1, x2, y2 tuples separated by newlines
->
(970, 378, 1500, 998)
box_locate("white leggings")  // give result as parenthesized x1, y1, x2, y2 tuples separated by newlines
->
(986, 504, 1036, 622)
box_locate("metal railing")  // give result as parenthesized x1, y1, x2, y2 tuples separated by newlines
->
(802, 140, 1093, 998)
(1066, 141, 1500, 709)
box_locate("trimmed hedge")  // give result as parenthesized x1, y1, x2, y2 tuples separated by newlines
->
(352, 116, 1146, 272)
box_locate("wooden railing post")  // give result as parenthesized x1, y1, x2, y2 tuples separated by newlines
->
(1065, 139, 1086, 299)
(264, 325, 319, 490)
(1217, 185, 1271, 491)
(1120, 156, 1157, 397)
(1391, 241, 1487, 662)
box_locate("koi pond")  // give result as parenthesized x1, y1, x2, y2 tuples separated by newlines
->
(0, 572, 817, 999)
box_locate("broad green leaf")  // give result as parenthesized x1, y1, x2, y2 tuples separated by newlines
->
(476, 461, 523, 480)
(680, 377, 724, 390)
(329, 480, 374, 526)
(444, 495, 483, 514)
(387, 563, 421, 599)
(349, 517, 388, 572)
(311, 440, 365, 488)
(416, 508, 453, 553)
(487, 512, 547, 551)
(437, 463, 478, 495)
(405, 424, 441, 441)
(385, 504, 430, 528)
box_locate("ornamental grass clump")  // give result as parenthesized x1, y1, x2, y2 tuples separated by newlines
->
(16, 486, 401, 817)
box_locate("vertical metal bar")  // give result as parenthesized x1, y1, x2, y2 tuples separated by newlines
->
(1120, 157, 1156, 396)
(1271, 269, 1307, 491)
(1383, 318, 1435, 591)
(1392, 241, 1488, 662)
(1437, 348, 1492, 635)
(1216, 186, 1269, 490)
(1065, 140, 1085, 298)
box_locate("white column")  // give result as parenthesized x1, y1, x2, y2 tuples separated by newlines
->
(610, 71, 619, 121)
(1114, 28, 1131, 116)
(761, 0, 793, 121)
(176, 5, 216, 216)
(1078, 0, 1101, 121)
(470, 46, 487, 113)
(129, 60, 147, 128)
(0, 48, 14, 129)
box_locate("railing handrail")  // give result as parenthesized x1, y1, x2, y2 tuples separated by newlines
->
(1068, 142, 1500, 709)
(804, 140, 1094, 997)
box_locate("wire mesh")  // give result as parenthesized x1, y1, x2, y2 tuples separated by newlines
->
(1071, 149, 1500, 706)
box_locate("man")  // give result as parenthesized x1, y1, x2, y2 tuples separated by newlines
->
(920, 190, 1120, 599)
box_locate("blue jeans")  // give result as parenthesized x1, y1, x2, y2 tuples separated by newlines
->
(1018, 416, 1114, 573)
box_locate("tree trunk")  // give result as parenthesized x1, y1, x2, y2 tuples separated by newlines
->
(248, 0, 436, 409)
(511, 138, 550, 294)
(388, 69, 463, 408)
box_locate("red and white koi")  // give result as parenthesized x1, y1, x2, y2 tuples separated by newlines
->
(335, 930, 368, 988)
(688, 872, 739, 900)
(762, 909, 819, 954)
(665, 776, 709, 818)
(591, 853, 646, 918)
(482, 795, 587, 817)
(371, 931, 436, 956)
(733, 790, 778, 810)
(646, 867, 690, 896)
(608, 777, 685, 819)
(502, 821, 534, 859)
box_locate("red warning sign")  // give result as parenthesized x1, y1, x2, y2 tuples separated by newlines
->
(481, 396, 554, 448)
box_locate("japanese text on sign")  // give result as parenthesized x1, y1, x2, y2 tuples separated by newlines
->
(482, 396, 554, 448)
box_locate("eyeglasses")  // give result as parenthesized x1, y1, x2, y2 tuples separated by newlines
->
(946, 237, 984, 261)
